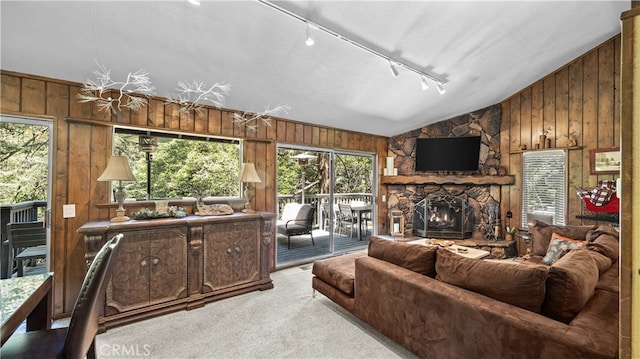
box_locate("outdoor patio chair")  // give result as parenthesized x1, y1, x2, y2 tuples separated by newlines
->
(277, 204, 316, 249)
(6, 221, 47, 277)
(321, 203, 338, 232)
(338, 204, 358, 237)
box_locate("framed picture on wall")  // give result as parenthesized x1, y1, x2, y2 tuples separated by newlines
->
(589, 148, 620, 175)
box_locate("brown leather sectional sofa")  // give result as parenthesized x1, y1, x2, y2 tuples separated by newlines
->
(312, 224, 619, 358)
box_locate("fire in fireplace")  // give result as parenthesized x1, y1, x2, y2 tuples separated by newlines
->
(414, 195, 473, 239)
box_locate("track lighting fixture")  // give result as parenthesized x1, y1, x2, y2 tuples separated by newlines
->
(421, 76, 429, 90)
(187, 0, 200, 5)
(389, 61, 399, 78)
(259, 0, 447, 93)
(305, 22, 315, 46)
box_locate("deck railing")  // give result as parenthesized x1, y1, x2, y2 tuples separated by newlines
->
(1, 200, 47, 239)
(277, 193, 373, 228)
(1, 200, 47, 278)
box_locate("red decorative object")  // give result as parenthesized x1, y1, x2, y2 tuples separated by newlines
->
(583, 193, 619, 213)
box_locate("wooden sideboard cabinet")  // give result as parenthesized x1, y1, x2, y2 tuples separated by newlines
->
(79, 212, 275, 331)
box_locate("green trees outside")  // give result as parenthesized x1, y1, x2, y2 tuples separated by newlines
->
(114, 133, 240, 200)
(0, 123, 49, 204)
(277, 148, 372, 196)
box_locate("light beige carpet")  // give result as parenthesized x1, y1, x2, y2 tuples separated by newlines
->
(95, 265, 417, 359)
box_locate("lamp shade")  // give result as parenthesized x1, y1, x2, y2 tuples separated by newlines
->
(97, 156, 136, 182)
(240, 163, 261, 183)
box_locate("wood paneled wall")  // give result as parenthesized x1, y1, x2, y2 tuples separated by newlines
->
(0, 70, 388, 317)
(499, 35, 621, 229)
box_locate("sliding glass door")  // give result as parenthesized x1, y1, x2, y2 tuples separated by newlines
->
(276, 145, 375, 267)
(1, 115, 53, 278)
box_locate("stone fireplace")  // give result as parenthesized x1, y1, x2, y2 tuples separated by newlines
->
(414, 195, 473, 239)
(385, 104, 506, 241)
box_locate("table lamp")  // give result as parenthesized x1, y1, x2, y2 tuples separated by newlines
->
(240, 163, 261, 213)
(98, 155, 136, 222)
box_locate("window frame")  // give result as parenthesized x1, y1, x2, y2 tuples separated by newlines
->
(112, 126, 244, 201)
(521, 149, 567, 227)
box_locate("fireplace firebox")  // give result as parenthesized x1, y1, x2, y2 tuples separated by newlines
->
(413, 195, 473, 239)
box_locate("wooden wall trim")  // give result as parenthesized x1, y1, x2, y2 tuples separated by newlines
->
(620, 9, 638, 359)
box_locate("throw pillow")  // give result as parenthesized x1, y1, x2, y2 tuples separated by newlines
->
(541, 233, 584, 265)
(368, 236, 437, 277)
(542, 249, 599, 323)
(529, 220, 595, 256)
(435, 248, 548, 313)
(589, 187, 615, 206)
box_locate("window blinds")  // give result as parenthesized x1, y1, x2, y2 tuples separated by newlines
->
(521, 149, 567, 227)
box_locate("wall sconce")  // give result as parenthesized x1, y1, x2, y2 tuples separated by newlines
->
(98, 156, 137, 222)
(240, 163, 262, 213)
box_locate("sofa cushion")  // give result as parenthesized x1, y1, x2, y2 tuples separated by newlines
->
(435, 248, 548, 313)
(586, 225, 619, 261)
(596, 259, 619, 293)
(529, 220, 595, 256)
(312, 251, 367, 296)
(542, 249, 599, 323)
(279, 203, 302, 223)
(541, 233, 585, 265)
(367, 236, 437, 277)
(588, 250, 613, 275)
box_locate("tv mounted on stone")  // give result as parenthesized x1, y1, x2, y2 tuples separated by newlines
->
(415, 136, 481, 172)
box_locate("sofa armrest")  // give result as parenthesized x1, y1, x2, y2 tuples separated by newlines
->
(352, 256, 617, 359)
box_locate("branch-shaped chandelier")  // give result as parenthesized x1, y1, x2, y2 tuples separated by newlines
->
(165, 80, 231, 115)
(79, 63, 290, 128)
(77, 63, 155, 113)
(233, 105, 291, 131)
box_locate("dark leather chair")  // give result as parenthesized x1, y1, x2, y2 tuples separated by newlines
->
(1, 233, 123, 359)
(277, 204, 315, 249)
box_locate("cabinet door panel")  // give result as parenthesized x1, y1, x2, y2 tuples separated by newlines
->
(203, 220, 260, 292)
(233, 220, 260, 284)
(106, 231, 149, 315)
(149, 227, 188, 304)
(203, 222, 235, 292)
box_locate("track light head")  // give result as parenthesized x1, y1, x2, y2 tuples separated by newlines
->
(436, 81, 446, 94)
(389, 61, 399, 78)
(421, 76, 429, 90)
(305, 22, 315, 46)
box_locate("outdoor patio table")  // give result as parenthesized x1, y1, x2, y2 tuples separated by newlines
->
(350, 204, 372, 240)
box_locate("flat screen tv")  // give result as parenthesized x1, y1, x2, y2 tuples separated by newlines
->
(415, 136, 481, 172)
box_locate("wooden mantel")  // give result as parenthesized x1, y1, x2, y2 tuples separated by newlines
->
(380, 175, 515, 185)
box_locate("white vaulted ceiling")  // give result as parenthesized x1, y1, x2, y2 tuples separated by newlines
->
(0, 1, 630, 136)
